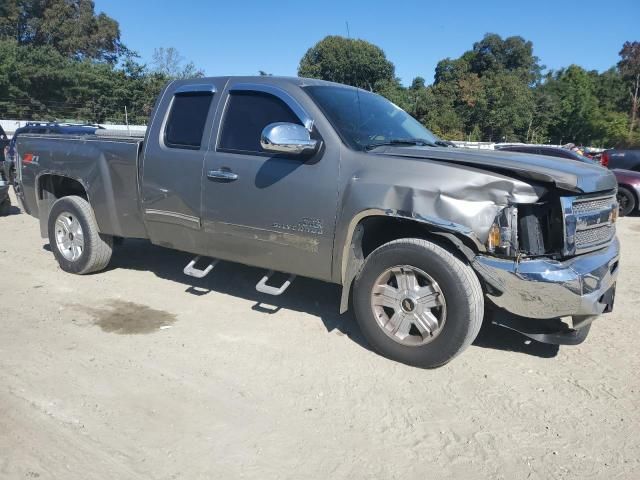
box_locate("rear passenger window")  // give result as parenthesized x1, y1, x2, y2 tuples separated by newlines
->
(219, 91, 302, 153)
(165, 92, 213, 149)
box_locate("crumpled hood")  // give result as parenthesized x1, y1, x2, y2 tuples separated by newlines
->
(372, 146, 617, 193)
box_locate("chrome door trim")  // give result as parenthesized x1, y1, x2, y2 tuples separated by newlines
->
(144, 208, 201, 230)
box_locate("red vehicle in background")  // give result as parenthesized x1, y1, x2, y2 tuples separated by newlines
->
(610, 169, 640, 216)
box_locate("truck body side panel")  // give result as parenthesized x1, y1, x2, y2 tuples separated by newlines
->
(139, 78, 228, 255)
(199, 78, 342, 281)
(17, 134, 147, 239)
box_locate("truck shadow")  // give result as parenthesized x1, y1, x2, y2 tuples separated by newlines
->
(103, 239, 559, 359)
(2, 205, 21, 216)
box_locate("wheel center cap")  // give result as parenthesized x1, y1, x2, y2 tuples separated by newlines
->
(68, 233, 74, 241)
(401, 298, 416, 313)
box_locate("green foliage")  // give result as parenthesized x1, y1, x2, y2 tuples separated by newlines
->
(469, 33, 542, 84)
(618, 41, 640, 139)
(0, 0, 124, 62)
(0, 3, 205, 125)
(0, 38, 178, 124)
(298, 33, 637, 147)
(151, 47, 204, 80)
(544, 65, 599, 143)
(0, 6, 637, 148)
(298, 35, 395, 90)
(426, 34, 539, 141)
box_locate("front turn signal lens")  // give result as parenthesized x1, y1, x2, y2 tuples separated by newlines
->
(487, 224, 501, 252)
(610, 205, 618, 224)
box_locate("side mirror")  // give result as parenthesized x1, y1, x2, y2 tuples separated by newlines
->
(260, 122, 318, 155)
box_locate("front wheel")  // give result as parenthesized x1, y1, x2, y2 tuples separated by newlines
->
(48, 196, 113, 274)
(353, 238, 484, 368)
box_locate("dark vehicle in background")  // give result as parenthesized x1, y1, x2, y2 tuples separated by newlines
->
(496, 144, 640, 216)
(600, 149, 640, 172)
(0, 124, 8, 165)
(0, 124, 8, 151)
(0, 124, 10, 215)
(0, 177, 9, 215)
(2, 122, 100, 184)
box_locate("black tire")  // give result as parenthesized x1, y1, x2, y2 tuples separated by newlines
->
(617, 186, 636, 217)
(0, 196, 10, 216)
(353, 238, 484, 368)
(47, 196, 113, 274)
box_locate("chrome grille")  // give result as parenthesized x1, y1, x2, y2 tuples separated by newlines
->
(561, 194, 617, 255)
(572, 198, 615, 216)
(575, 225, 615, 249)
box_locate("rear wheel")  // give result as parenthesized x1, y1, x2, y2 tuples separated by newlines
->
(353, 238, 484, 368)
(48, 196, 113, 274)
(617, 186, 636, 216)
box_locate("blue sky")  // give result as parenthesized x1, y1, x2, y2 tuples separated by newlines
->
(95, 0, 639, 86)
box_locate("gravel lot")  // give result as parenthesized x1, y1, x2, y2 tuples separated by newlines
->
(0, 188, 638, 480)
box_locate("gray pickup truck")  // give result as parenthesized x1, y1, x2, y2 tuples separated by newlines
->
(14, 76, 620, 367)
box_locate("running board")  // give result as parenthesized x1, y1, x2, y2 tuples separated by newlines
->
(256, 270, 296, 296)
(183, 256, 219, 279)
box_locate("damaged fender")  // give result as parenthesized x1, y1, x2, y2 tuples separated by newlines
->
(335, 161, 547, 312)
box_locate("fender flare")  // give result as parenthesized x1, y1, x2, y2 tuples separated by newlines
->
(35, 172, 91, 238)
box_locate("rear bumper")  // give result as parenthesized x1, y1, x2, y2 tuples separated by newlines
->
(472, 237, 620, 321)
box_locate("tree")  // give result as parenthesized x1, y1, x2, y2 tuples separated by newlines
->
(298, 35, 395, 91)
(618, 41, 640, 138)
(151, 47, 204, 79)
(469, 33, 542, 84)
(429, 33, 541, 141)
(544, 66, 599, 144)
(0, 0, 124, 62)
(474, 72, 534, 142)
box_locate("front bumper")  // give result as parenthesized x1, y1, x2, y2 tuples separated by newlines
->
(472, 237, 620, 321)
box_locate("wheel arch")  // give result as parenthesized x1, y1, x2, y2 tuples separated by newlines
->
(36, 173, 90, 238)
(337, 210, 483, 313)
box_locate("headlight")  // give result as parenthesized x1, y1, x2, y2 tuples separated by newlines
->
(485, 206, 518, 256)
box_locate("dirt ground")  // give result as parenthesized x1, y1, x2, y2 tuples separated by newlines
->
(0, 188, 638, 480)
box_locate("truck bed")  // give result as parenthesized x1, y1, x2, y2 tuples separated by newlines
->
(17, 133, 148, 239)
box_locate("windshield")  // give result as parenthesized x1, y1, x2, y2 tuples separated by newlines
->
(304, 85, 438, 151)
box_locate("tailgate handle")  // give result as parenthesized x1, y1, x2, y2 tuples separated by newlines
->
(207, 169, 238, 182)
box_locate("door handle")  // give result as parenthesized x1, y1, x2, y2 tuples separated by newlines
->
(207, 169, 238, 182)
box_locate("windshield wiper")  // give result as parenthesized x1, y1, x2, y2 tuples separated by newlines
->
(364, 138, 439, 150)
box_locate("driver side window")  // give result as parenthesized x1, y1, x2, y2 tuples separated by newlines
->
(218, 91, 302, 154)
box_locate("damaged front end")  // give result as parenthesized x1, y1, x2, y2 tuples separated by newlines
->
(339, 147, 620, 345)
(472, 191, 619, 344)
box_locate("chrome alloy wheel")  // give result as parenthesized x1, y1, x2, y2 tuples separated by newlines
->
(55, 211, 85, 261)
(370, 265, 447, 346)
